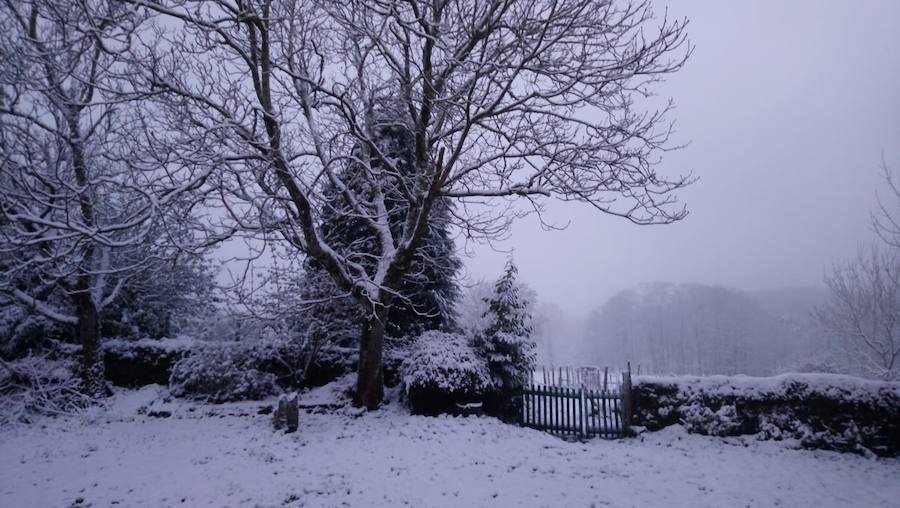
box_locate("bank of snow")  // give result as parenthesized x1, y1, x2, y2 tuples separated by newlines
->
(0, 383, 898, 508)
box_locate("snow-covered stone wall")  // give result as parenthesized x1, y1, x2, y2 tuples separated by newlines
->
(631, 374, 900, 456)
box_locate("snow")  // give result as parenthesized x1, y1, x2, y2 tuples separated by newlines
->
(102, 336, 197, 357)
(297, 373, 356, 407)
(1, 381, 898, 507)
(102, 385, 171, 419)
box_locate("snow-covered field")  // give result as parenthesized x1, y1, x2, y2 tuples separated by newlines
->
(1, 382, 898, 508)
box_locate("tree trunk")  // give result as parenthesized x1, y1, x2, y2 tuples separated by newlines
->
(75, 290, 105, 397)
(354, 310, 386, 409)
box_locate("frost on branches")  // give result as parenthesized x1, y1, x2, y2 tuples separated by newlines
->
(0, 1, 214, 396)
(0, 355, 94, 425)
(131, 0, 690, 409)
(298, 104, 462, 343)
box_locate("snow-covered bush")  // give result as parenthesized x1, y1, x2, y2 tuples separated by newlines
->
(402, 331, 492, 415)
(235, 335, 306, 387)
(403, 331, 493, 393)
(0, 355, 95, 425)
(169, 343, 279, 403)
(0, 304, 70, 358)
(680, 401, 741, 436)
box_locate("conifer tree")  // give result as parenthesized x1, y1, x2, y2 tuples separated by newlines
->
(476, 259, 537, 397)
(301, 103, 461, 341)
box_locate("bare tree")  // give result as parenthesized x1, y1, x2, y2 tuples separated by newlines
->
(0, 0, 208, 394)
(873, 158, 900, 248)
(815, 248, 900, 381)
(130, 0, 691, 408)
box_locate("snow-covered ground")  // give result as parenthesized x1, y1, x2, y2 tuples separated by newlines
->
(1, 381, 898, 508)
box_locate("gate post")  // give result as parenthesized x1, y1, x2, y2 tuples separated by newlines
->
(521, 386, 526, 426)
(621, 370, 632, 435)
(579, 385, 587, 437)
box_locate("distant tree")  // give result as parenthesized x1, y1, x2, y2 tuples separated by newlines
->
(873, 158, 900, 248)
(815, 248, 900, 381)
(474, 259, 536, 402)
(531, 302, 565, 366)
(99, 250, 218, 340)
(582, 283, 818, 376)
(812, 158, 900, 381)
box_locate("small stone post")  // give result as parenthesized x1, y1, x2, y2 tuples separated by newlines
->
(273, 392, 299, 433)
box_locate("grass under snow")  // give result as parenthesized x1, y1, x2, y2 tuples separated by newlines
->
(1, 378, 898, 508)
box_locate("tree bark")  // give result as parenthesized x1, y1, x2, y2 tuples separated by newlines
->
(74, 288, 105, 397)
(355, 310, 387, 409)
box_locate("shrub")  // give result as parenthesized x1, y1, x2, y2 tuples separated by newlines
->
(102, 337, 195, 387)
(169, 343, 279, 403)
(302, 342, 408, 388)
(680, 401, 741, 436)
(402, 331, 492, 415)
(0, 355, 95, 425)
(101, 333, 405, 392)
(235, 336, 306, 387)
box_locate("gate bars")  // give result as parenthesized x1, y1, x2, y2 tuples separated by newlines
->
(521, 369, 632, 439)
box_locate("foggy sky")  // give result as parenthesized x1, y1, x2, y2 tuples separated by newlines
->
(465, 0, 900, 317)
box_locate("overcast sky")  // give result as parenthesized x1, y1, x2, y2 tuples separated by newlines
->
(463, 0, 900, 317)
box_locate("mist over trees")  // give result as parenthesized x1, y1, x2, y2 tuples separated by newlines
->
(578, 161, 900, 381)
(581, 283, 826, 376)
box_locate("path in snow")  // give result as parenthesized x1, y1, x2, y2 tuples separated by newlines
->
(1, 388, 898, 507)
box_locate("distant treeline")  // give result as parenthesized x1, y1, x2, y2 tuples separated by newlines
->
(580, 283, 830, 376)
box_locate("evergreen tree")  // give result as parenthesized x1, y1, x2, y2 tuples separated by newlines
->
(99, 252, 217, 340)
(475, 259, 537, 397)
(301, 102, 461, 342)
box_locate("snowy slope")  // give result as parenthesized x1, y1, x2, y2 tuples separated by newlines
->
(0, 383, 898, 508)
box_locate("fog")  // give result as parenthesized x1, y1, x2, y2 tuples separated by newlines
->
(465, 0, 900, 321)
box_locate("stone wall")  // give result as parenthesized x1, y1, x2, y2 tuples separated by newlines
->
(630, 374, 900, 457)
